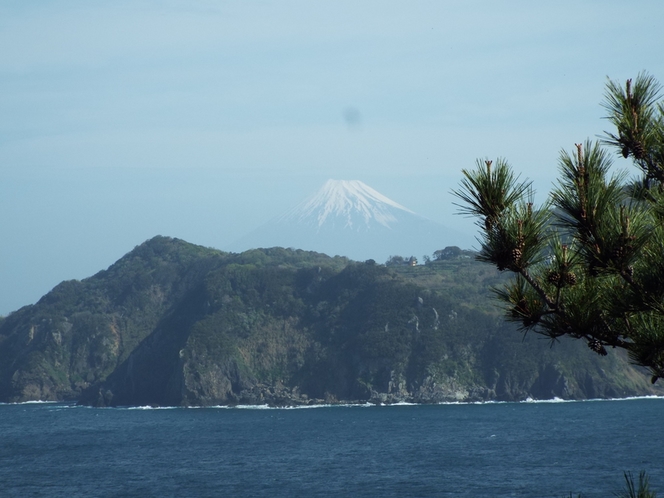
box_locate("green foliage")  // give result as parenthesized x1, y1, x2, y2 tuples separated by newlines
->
(603, 72, 664, 182)
(0, 235, 661, 405)
(561, 471, 658, 498)
(453, 73, 664, 381)
(453, 158, 532, 224)
(617, 471, 657, 498)
(385, 255, 407, 266)
(433, 246, 462, 260)
(395, 255, 506, 313)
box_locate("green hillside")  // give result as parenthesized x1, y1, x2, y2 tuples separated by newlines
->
(0, 236, 660, 406)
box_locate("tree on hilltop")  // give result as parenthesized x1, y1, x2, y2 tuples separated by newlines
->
(433, 246, 462, 260)
(453, 72, 664, 382)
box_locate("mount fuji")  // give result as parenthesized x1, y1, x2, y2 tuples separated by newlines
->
(227, 180, 475, 262)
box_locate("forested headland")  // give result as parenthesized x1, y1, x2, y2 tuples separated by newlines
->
(0, 236, 659, 407)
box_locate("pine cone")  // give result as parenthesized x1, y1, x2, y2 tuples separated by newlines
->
(612, 246, 625, 261)
(564, 272, 577, 286)
(621, 145, 630, 158)
(511, 248, 522, 263)
(588, 338, 608, 356)
(632, 140, 646, 160)
(547, 270, 561, 285)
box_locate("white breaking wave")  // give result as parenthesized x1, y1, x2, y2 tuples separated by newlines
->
(7, 397, 662, 410)
(211, 403, 375, 410)
(0, 400, 58, 405)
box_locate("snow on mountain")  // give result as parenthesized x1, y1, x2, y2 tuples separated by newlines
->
(278, 179, 414, 230)
(227, 179, 475, 262)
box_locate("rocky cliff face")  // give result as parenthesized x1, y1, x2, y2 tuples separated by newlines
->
(1, 236, 661, 407)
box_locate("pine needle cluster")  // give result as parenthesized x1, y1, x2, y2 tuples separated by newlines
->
(453, 73, 664, 382)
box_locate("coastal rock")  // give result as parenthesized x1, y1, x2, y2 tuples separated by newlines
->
(530, 364, 570, 400)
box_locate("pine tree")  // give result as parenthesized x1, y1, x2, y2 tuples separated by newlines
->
(453, 73, 664, 382)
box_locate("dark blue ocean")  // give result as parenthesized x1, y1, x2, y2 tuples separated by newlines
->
(1, 398, 662, 497)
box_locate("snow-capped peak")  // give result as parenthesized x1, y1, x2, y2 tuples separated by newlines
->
(279, 179, 415, 230)
(227, 178, 476, 260)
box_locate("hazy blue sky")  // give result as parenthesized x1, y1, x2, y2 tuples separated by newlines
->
(1, 0, 663, 314)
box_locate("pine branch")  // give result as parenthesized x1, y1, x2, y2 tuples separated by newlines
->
(455, 75, 664, 381)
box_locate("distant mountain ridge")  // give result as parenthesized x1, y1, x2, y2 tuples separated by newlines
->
(0, 236, 660, 407)
(229, 179, 475, 261)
